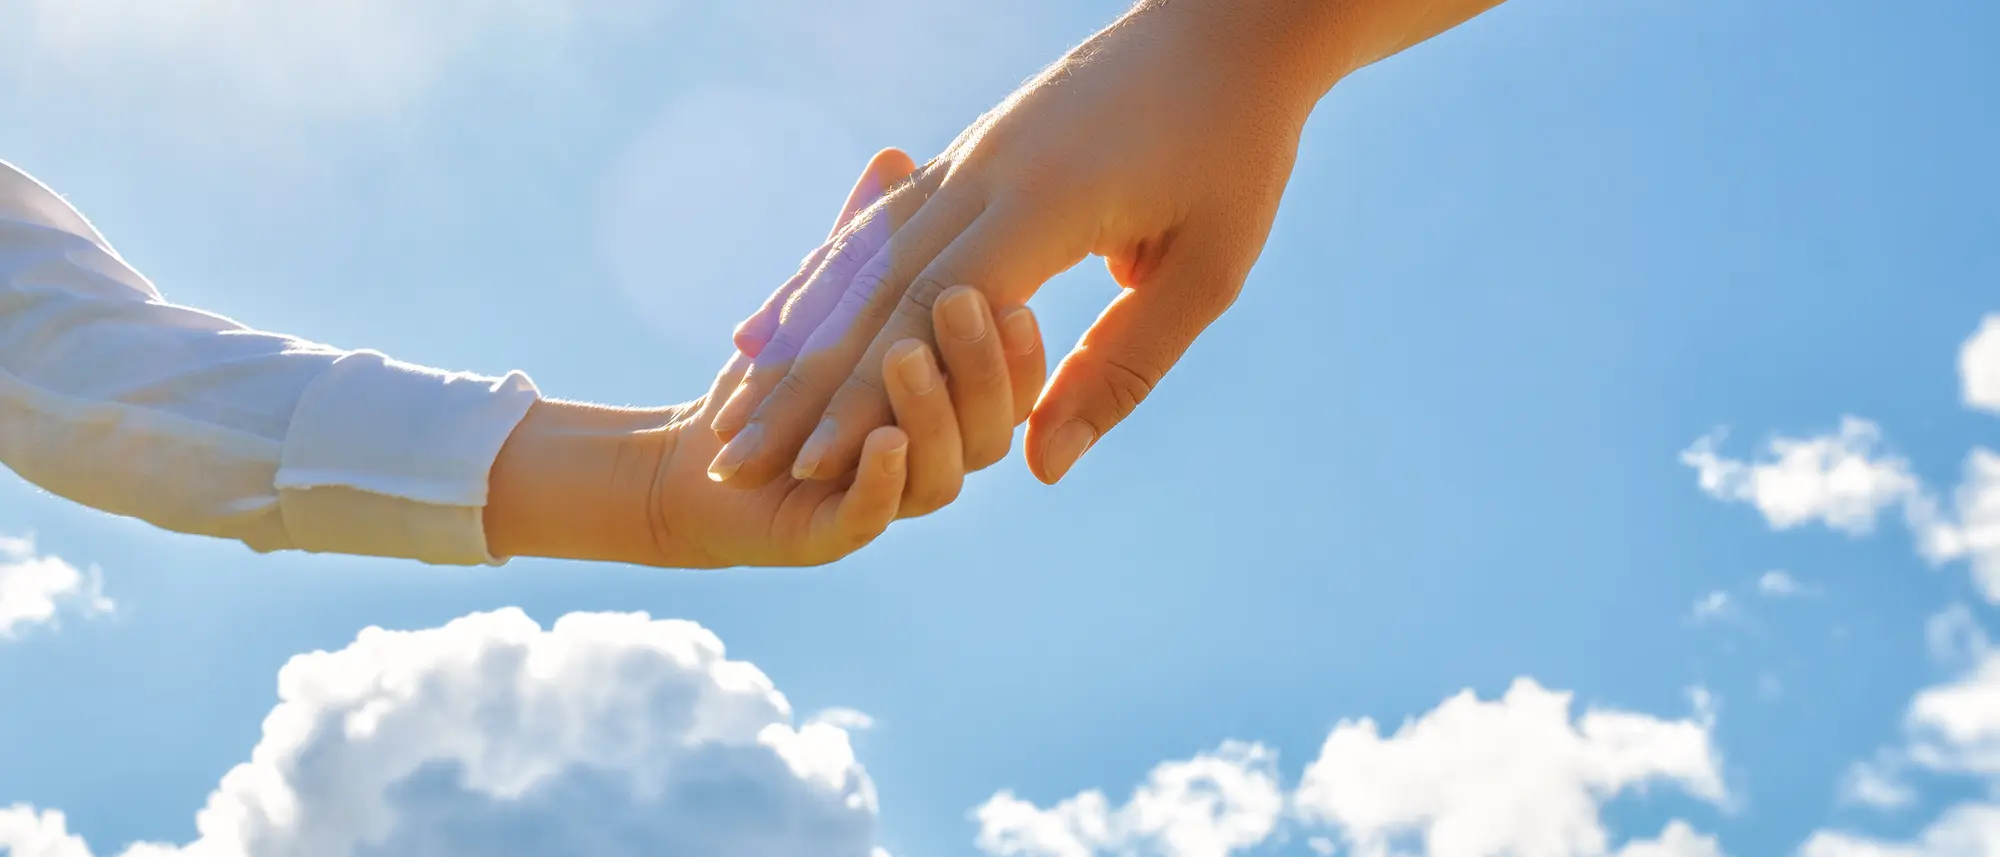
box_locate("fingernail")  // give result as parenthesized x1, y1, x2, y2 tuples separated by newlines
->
(999, 308, 1039, 357)
(883, 438, 908, 476)
(710, 380, 755, 435)
(792, 419, 837, 481)
(940, 286, 986, 342)
(895, 342, 938, 394)
(707, 424, 762, 482)
(1045, 420, 1096, 482)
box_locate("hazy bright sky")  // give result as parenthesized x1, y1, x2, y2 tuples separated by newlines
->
(3, 2, 1999, 856)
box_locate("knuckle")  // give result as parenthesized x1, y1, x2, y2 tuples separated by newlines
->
(966, 437, 1009, 473)
(904, 277, 952, 314)
(949, 350, 1009, 387)
(835, 526, 875, 559)
(826, 248, 865, 280)
(1097, 355, 1158, 421)
(771, 371, 818, 408)
(764, 326, 808, 359)
(826, 232, 876, 274)
(848, 272, 902, 331)
(907, 482, 962, 518)
(1201, 278, 1247, 318)
(844, 369, 888, 400)
(793, 242, 830, 277)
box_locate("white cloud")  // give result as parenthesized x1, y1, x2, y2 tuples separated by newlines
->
(1, 0, 657, 121)
(1683, 317, 2000, 605)
(1756, 571, 1806, 597)
(1803, 803, 2000, 857)
(1682, 418, 1921, 536)
(1912, 450, 2000, 602)
(1811, 622, 2000, 852)
(1962, 315, 2000, 415)
(0, 535, 112, 639)
(972, 742, 1284, 857)
(1294, 678, 1724, 857)
(971, 680, 1724, 857)
(0, 609, 881, 857)
(1615, 821, 1724, 857)
(0, 805, 90, 857)
(1691, 591, 1733, 623)
(1907, 648, 2000, 777)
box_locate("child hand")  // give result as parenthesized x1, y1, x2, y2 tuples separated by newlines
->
(648, 289, 1044, 567)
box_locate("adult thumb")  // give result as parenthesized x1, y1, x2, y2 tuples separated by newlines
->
(1025, 231, 1250, 484)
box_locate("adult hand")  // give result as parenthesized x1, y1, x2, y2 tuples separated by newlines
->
(704, 0, 1503, 488)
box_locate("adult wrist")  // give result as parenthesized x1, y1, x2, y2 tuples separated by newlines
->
(1128, 0, 1359, 118)
(482, 399, 675, 567)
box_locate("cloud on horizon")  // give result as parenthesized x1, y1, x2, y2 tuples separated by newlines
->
(0, 608, 881, 857)
(975, 679, 1727, 857)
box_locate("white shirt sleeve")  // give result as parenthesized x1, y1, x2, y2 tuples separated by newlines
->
(0, 161, 540, 565)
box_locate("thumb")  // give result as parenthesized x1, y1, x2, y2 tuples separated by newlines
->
(1025, 232, 1250, 484)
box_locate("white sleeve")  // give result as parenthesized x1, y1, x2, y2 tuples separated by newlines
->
(0, 161, 540, 565)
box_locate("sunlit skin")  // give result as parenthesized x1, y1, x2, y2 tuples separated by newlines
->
(478, 151, 1047, 568)
(705, 0, 1509, 489)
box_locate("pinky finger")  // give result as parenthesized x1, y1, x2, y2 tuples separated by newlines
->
(813, 426, 910, 559)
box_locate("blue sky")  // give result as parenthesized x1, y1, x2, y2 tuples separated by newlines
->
(2, 1, 1998, 855)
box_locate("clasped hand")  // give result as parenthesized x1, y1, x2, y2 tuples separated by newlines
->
(702, 3, 1322, 490)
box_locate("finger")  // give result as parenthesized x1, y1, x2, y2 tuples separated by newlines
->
(930, 286, 1015, 472)
(694, 349, 755, 423)
(711, 188, 982, 488)
(995, 305, 1048, 427)
(733, 149, 919, 357)
(832, 150, 921, 240)
(792, 199, 1086, 482)
(808, 426, 909, 562)
(732, 245, 834, 361)
(709, 164, 940, 442)
(1025, 230, 1251, 484)
(879, 339, 965, 518)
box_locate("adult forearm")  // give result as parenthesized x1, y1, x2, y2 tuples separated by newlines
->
(1136, 0, 1509, 113)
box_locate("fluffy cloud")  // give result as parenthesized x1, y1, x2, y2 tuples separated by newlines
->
(0, 805, 90, 857)
(1684, 319, 2000, 604)
(1963, 315, 2000, 415)
(0, 535, 111, 639)
(1681, 418, 1920, 536)
(1906, 647, 2000, 777)
(1614, 821, 1724, 857)
(0, 609, 881, 857)
(1294, 679, 1723, 857)
(974, 680, 1725, 857)
(973, 742, 1284, 857)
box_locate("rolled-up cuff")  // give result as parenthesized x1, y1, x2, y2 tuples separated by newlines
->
(274, 350, 539, 565)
